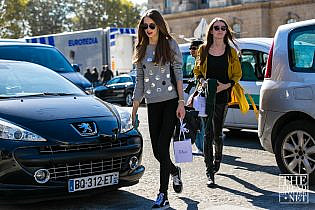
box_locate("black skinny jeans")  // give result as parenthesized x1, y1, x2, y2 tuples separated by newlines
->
(204, 103, 228, 175)
(147, 98, 178, 194)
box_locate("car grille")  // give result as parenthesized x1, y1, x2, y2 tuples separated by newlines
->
(48, 156, 128, 181)
(39, 140, 127, 154)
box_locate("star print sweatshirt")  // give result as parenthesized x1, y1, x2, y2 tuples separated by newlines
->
(133, 39, 183, 104)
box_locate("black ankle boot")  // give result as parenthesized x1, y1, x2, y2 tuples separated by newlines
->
(206, 172, 215, 188)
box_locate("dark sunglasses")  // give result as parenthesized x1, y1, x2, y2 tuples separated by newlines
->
(213, 26, 227, 31)
(189, 46, 198, 50)
(142, 23, 156, 30)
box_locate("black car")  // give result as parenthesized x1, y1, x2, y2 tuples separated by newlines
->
(0, 41, 93, 94)
(94, 74, 135, 106)
(0, 60, 144, 203)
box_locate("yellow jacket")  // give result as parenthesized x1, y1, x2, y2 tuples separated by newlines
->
(193, 45, 250, 113)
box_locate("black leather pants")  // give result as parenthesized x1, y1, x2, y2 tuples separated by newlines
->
(204, 103, 228, 175)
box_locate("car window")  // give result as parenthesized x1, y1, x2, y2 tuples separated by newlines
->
(240, 50, 258, 81)
(289, 25, 315, 73)
(240, 50, 267, 81)
(107, 78, 120, 85)
(120, 77, 132, 83)
(181, 51, 193, 78)
(0, 46, 75, 73)
(0, 63, 84, 97)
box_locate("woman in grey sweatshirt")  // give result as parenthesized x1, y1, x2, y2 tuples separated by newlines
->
(132, 9, 185, 209)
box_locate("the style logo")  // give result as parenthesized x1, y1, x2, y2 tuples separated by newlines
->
(71, 122, 97, 136)
(279, 174, 309, 204)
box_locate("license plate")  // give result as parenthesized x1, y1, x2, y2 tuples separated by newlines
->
(68, 172, 119, 192)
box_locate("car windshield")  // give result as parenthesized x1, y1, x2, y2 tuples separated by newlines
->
(0, 46, 75, 73)
(0, 62, 85, 98)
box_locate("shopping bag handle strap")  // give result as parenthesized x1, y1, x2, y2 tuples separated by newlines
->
(179, 119, 189, 141)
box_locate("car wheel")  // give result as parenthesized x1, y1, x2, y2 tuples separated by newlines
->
(275, 120, 315, 183)
(125, 93, 133, 107)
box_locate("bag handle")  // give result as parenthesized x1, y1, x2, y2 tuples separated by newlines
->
(179, 119, 189, 141)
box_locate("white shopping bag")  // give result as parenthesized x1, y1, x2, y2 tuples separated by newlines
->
(173, 120, 193, 163)
(193, 93, 207, 117)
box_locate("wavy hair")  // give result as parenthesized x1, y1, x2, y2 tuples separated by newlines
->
(133, 9, 174, 65)
(200, 17, 237, 65)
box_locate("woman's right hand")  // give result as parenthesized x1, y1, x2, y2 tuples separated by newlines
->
(132, 101, 140, 127)
(200, 78, 207, 88)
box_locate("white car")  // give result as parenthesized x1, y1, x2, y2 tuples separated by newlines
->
(180, 38, 272, 131)
(259, 19, 315, 181)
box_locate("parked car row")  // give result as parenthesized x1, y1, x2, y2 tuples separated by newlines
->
(1, 18, 314, 201)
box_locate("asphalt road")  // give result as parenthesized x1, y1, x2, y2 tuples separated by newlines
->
(3, 106, 315, 210)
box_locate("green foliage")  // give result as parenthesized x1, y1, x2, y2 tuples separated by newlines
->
(0, 0, 143, 38)
(71, 0, 142, 30)
(25, 0, 73, 36)
(0, 0, 28, 38)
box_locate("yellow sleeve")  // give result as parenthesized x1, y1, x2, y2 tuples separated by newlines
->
(193, 47, 203, 79)
(230, 48, 242, 83)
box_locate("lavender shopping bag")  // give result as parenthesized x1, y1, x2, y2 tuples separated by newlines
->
(173, 120, 193, 163)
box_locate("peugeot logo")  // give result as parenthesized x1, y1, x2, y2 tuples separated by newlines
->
(71, 122, 97, 136)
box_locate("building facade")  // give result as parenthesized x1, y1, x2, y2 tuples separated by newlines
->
(147, 0, 315, 43)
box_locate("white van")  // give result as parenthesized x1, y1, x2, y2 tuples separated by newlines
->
(180, 38, 272, 130)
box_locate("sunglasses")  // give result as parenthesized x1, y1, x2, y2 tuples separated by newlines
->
(213, 26, 227, 31)
(142, 23, 156, 30)
(189, 46, 198, 50)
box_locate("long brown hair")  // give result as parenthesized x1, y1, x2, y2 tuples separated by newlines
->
(200, 17, 237, 65)
(133, 9, 174, 65)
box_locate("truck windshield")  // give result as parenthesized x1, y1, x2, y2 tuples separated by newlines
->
(0, 46, 75, 73)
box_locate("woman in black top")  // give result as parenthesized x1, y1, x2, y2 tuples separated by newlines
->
(194, 17, 242, 187)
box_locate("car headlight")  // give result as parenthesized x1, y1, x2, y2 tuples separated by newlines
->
(0, 118, 46, 141)
(114, 106, 133, 133)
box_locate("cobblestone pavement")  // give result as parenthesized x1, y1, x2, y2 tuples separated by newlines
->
(3, 106, 315, 210)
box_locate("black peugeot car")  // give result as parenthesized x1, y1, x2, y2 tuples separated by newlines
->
(0, 60, 144, 203)
(94, 74, 136, 107)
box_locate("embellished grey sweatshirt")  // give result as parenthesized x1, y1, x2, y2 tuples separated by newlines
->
(133, 39, 183, 104)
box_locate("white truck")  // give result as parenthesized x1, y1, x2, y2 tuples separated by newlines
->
(24, 27, 136, 76)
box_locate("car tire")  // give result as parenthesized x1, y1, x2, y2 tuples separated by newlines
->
(275, 120, 315, 184)
(125, 93, 133, 107)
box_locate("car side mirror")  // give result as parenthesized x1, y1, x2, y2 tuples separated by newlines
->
(73, 64, 80, 72)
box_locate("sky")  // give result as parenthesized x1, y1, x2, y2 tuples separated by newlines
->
(130, 0, 147, 5)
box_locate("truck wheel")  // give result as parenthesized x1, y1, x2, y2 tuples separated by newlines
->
(125, 93, 133, 107)
(275, 120, 315, 184)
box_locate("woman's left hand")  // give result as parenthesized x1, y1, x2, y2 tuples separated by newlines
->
(216, 81, 231, 93)
(176, 101, 185, 120)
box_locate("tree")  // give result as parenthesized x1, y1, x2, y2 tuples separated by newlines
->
(0, 0, 28, 38)
(0, 0, 143, 38)
(70, 0, 142, 30)
(25, 0, 72, 36)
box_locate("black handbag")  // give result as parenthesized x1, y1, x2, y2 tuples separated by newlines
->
(173, 106, 201, 144)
